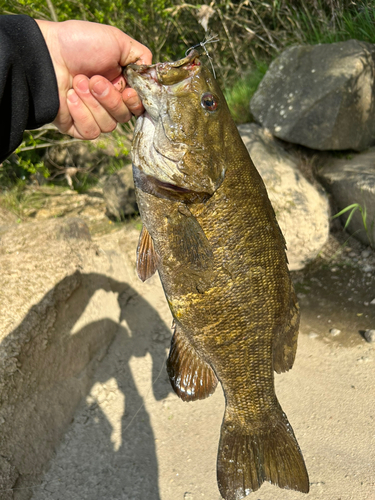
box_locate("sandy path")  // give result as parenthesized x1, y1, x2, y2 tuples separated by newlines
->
(31, 231, 375, 500)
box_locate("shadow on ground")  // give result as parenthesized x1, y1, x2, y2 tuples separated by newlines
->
(0, 272, 172, 500)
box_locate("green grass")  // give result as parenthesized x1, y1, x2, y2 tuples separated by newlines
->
(2, 0, 375, 190)
(224, 61, 268, 124)
(0, 181, 54, 219)
(340, 6, 375, 44)
(332, 202, 374, 248)
(294, 2, 375, 45)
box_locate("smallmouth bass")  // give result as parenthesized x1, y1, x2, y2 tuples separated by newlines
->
(125, 50, 309, 500)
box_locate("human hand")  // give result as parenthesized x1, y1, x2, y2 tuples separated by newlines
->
(36, 19, 152, 139)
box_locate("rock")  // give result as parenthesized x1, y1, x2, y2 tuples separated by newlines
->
(309, 331, 319, 339)
(239, 124, 329, 270)
(250, 40, 375, 151)
(364, 329, 375, 342)
(317, 149, 375, 247)
(20, 185, 107, 222)
(57, 217, 92, 241)
(103, 165, 138, 220)
(0, 217, 138, 498)
(329, 328, 341, 336)
(0, 455, 18, 500)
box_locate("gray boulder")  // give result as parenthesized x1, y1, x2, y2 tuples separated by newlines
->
(239, 124, 329, 270)
(103, 165, 138, 220)
(318, 149, 375, 247)
(251, 40, 375, 151)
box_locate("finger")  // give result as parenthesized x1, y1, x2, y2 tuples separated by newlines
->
(116, 32, 153, 67)
(112, 75, 126, 92)
(89, 76, 132, 123)
(122, 86, 144, 116)
(66, 89, 101, 139)
(128, 43, 153, 66)
(73, 75, 117, 133)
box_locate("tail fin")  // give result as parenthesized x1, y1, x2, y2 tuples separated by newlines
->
(217, 410, 309, 500)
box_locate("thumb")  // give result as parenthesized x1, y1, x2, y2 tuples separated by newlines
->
(115, 30, 153, 67)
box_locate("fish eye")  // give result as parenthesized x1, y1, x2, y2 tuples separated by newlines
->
(201, 92, 218, 112)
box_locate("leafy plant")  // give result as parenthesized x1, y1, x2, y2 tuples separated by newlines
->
(1, 0, 375, 190)
(332, 202, 374, 247)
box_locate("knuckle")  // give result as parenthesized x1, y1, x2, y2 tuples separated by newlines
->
(107, 94, 123, 113)
(76, 115, 100, 139)
(82, 127, 100, 139)
(129, 102, 144, 116)
(102, 121, 117, 133)
(118, 110, 132, 124)
(89, 98, 103, 111)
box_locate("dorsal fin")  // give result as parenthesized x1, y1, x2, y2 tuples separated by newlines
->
(167, 325, 218, 401)
(136, 226, 160, 282)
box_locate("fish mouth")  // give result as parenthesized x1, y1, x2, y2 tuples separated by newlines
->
(124, 49, 201, 88)
(125, 50, 219, 199)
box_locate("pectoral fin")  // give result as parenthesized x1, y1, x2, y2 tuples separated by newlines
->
(167, 205, 214, 272)
(167, 325, 218, 401)
(136, 226, 160, 282)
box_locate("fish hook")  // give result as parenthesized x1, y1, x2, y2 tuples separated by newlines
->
(185, 33, 219, 79)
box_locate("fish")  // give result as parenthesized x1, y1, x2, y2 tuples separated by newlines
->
(125, 50, 309, 500)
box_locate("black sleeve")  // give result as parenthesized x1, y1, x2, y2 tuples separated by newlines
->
(0, 15, 59, 163)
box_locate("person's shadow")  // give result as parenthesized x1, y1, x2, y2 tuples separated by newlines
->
(0, 272, 172, 500)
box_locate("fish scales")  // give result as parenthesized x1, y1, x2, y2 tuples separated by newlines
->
(125, 50, 309, 500)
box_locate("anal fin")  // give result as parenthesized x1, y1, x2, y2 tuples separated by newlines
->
(136, 226, 159, 282)
(167, 325, 218, 401)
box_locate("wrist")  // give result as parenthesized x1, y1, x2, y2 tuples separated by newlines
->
(35, 19, 71, 127)
(35, 19, 68, 84)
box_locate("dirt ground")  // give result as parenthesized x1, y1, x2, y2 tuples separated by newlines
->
(27, 227, 374, 500)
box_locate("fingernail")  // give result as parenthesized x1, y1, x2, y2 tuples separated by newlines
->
(76, 78, 89, 93)
(112, 75, 126, 92)
(67, 89, 79, 103)
(92, 80, 109, 97)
